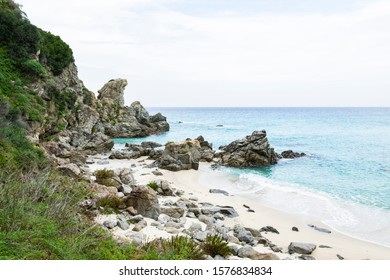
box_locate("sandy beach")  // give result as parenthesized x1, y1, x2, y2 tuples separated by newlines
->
(88, 155, 390, 260)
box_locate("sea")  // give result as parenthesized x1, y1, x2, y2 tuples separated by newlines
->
(114, 107, 390, 248)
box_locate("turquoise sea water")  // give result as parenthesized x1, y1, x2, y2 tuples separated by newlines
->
(114, 107, 390, 247)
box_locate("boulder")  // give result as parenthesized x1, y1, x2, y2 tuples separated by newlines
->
(218, 130, 278, 167)
(57, 163, 81, 177)
(260, 226, 280, 234)
(156, 140, 202, 171)
(288, 242, 317, 255)
(237, 245, 279, 260)
(281, 150, 306, 159)
(124, 186, 160, 220)
(196, 135, 214, 162)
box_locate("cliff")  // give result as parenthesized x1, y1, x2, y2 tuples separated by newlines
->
(0, 0, 169, 171)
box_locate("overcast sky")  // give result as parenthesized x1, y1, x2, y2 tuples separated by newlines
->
(17, 0, 390, 107)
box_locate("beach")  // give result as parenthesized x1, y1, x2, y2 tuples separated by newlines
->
(88, 154, 390, 260)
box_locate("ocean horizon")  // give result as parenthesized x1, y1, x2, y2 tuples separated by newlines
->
(114, 107, 390, 247)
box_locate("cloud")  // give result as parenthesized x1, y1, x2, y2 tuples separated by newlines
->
(17, 0, 390, 106)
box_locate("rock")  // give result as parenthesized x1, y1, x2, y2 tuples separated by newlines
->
(260, 226, 280, 234)
(337, 254, 345, 260)
(141, 141, 162, 149)
(125, 232, 146, 246)
(237, 245, 279, 260)
(126, 206, 137, 216)
(193, 231, 209, 242)
(161, 207, 185, 219)
(292, 226, 299, 232)
(97, 78, 127, 107)
(245, 227, 262, 238)
(288, 242, 317, 255)
(57, 163, 81, 177)
(165, 227, 180, 234)
(152, 170, 163, 176)
(270, 244, 283, 253)
(97, 79, 169, 138)
(124, 186, 160, 220)
(308, 224, 332, 234)
(237, 229, 254, 244)
(281, 150, 306, 159)
(119, 185, 132, 196)
(118, 168, 135, 185)
(299, 255, 316, 260)
(209, 189, 230, 196)
(196, 136, 214, 162)
(117, 220, 130, 230)
(198, 215, 215, 227)
(156, 140, 202, 171)
(214, 206, 239, 218)
(129, 215, 144, 223)
(103, 219, 117, 229)
(133, 220, 147, 232)
(319, 245, 332, 249)
(218, 130, 278, 167)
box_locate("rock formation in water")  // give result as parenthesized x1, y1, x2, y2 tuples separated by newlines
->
(217, 130, 278, 167)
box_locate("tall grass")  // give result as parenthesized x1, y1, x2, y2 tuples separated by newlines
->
(0, 171, 135, 259)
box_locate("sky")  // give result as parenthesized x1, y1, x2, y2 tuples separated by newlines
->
(16, 0, 390, 107)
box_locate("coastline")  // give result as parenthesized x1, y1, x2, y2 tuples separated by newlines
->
(88, 155, 390, 260)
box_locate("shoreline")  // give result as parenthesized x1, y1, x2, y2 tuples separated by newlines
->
(88, 155, 390, 260)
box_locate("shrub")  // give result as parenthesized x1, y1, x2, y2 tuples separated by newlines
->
(95, 195, 124, 214)
(21, 59, 47, 77)
(201, 234, 232, 258)
(141, 236, 205, 260)
(39, 30, 74, 76)
(0, 170, 137, 260)
(94, 169, 116, 187)
(147, 181, 158, 191)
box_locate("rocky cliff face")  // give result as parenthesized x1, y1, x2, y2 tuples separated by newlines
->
(97, 79, 169, 138)
(27, 65, 168, 157)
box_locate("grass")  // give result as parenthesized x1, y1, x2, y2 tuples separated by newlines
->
(94, 169, 116, 187)
(0, 171, 136, 259)
(139, 236, 205, 260)
(147, 181, 159, 191)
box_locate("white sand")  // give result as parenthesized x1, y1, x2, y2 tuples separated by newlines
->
(88, 155, 390, 260)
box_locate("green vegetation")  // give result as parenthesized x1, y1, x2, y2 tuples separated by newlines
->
(201, 234, 232, 258)
(140, 236, 205, 260)
(0, 171, 136, 260)
(147, 181, 159, 191)
(95, 195, 124, 214)
(39, 29, 74, 76)
(0, 120, 46, 172)
(94, 169, 117, 187)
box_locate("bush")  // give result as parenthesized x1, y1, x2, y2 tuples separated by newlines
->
(21, 59, 47, 77)
(201, 234, 232, 258)
(147, 181, 158, 191)
(39, 30, 74, 76)
(0, 120, 46, 172)
(94, 169, 116, 187)
(141, 236, 205, 260)
(0, 171, 137, 260)
(95, 195, 124, 214)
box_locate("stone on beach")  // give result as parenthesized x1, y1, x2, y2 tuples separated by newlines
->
(124, 186, 160, 220)
(288, 242, 317, 255)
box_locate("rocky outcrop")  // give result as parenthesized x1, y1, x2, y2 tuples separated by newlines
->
(97, 79, 169, 138)
(124, 185, 160, 220)
(281, 150, 306, 159)
(156, 139, 202, 171)
(217, 130, 278, 167)
(29, 69, 168, 159)
(196, 136, 214, 162)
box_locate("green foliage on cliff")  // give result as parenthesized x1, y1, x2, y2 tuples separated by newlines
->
(0, 2, 74, 77)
